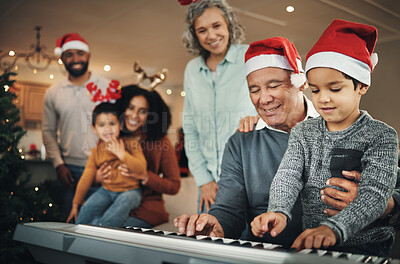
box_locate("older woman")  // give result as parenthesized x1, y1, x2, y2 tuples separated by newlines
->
(97, 85, 180, 228)
(181, 0, 256, 213)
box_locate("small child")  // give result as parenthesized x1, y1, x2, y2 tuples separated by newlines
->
(251, 19, 398, 256)
(66, 102, 147, 227)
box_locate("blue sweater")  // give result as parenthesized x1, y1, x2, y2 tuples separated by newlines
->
(182, 44, 256, 187)
(209, 127, 303, 247)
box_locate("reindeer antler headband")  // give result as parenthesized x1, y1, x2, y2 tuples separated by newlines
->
(86, 80, 122, 104)
(133, 61, 168, 90)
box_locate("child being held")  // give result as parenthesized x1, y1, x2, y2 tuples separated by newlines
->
(251, 19, 398, 256)
(66, 102, 147, 227)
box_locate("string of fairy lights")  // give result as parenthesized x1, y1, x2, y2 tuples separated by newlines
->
(4, 82, 55, 223)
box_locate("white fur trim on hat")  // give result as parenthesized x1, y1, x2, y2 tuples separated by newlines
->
(246, 54, 304, 76)
(61, 40, 89, 54)
(305, 51, 371, 85)
(290, 73, 306, 88)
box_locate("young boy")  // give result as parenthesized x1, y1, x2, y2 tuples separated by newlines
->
(251, 20, 398, 256)
(66, 102, 147, 227)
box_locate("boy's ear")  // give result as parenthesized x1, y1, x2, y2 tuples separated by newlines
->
(298, 81, 307, 92)
(358, 84, 369, 95)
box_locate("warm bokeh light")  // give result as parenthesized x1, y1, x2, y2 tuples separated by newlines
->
(286, 5, 294, 12)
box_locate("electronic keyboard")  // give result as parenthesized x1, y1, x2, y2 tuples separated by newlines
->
(13, 222, 399, 264)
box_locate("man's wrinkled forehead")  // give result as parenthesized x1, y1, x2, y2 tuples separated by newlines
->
(247, 67, 291, 85)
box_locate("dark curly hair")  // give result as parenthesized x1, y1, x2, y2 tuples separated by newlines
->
(117, 85, 171, 141)
(91, 102, 120, 126)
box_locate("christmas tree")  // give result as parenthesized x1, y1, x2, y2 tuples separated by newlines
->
(0, 72, 63, 263)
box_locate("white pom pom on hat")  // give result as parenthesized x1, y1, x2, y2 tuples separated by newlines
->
(370, 53, 378, 69)
(54, 33, 90, 57)
(290, 73, 307, 89)
(54, 47, 63, 56)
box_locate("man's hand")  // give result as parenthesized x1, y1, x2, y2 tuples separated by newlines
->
(321, 170, 360, 216)
(200, 181, 218, 213)
(250, 212, 287, 238)
(95, 162, 112, 184)
(322, 170, 396, 220)
(238, 115, 259, 133)
(173, 213, 224, 237)
(291, 225, 337, 251)
(56, 164, 74, 190)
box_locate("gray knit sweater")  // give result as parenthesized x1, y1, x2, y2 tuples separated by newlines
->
(268, 111, 398, 247)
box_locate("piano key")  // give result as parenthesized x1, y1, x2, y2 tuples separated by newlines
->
(221, 238, 236, 244)
(196, 235, 212, 240)
(299, 249, 313, 255)
(226, 240, 242, 246)
(337, 253, 350, 259)
(250, 242, 264, 248)
(322, 251, 334, 257)
(262, 243, 282, 250)
(362, 256, 373, 263)
(238, 242, 253, 248)
(379, 258, 392, 264)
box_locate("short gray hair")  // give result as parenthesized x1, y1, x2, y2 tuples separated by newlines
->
(182, 0, 245, 58)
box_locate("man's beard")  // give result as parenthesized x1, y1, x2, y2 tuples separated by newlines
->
(64, 61, 89, 77)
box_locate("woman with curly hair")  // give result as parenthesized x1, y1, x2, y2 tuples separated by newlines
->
(96, 85, 181, 228)
(181, 0, 256, 213)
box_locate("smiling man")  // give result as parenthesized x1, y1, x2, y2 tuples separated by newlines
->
(42, 33, 110, 217)
(174, 37, 400, 249)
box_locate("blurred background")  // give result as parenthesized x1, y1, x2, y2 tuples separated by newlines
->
(0, 0, 399, 152)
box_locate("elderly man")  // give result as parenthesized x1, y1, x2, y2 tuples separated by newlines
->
(42, 33, 110, 217)
(174, 37, 400, 248)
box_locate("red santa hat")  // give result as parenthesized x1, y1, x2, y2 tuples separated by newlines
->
(245, 37, 306, 88)
(54, 33, 90, 56)
(305, 19, 378, 86)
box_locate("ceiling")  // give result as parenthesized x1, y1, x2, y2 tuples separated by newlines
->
(1, 0, 400, 90)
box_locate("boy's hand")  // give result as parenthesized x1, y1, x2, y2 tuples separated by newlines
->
(106, 136, 126, 160)
(66, 205, 79, 223)
(291, 225, 337, 251)
(250, 212, 287, 238)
